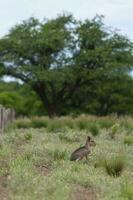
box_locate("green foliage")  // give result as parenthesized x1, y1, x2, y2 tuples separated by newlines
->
(0, 81, 45, 116)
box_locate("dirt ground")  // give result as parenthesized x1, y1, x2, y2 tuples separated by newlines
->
(71, 185, 96, 200)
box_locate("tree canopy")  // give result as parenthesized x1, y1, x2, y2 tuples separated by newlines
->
(0, 14, 133, 117)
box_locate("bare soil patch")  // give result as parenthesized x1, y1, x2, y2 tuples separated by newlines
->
(71, 185, 96, 200)
(35, 164, 51, 176)
(0, 176, 9, 200)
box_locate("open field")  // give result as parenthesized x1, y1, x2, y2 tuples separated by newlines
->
(0, 115, 133, 200)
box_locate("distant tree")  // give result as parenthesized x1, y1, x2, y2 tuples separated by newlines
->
(0, 14, 133, 117)
(95, 75, 133, 116)
(0, 81, 44, 116)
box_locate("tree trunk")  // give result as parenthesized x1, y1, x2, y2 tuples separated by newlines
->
(46, 104, 61, 118)
(32, 82, 63, 118)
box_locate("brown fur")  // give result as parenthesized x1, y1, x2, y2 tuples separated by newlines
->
(70, 136, 96, 161)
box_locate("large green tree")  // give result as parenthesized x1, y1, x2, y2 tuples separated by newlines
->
(0, 14, 133, 117)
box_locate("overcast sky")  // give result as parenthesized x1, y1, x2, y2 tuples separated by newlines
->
(0, 0, 133, 40)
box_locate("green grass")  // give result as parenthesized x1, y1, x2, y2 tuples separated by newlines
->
(1, 115, 133, 200)
(121, 182, 133, 200)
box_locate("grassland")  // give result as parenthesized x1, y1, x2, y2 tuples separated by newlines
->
(0, 115, 133, 200)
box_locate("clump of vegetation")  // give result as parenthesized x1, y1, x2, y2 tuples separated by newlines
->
(31, 117, 49, 128)
(120, 118, 133, 133)
(58, 133, 79, 143)
(95, 153, 125, 177)
(75, 118, 89, 130)
(103, 154, 125, 177)
(121, 182, 133, 200)
(109, 123, 119, 139)
(0, 140, 3, 149)
(89, 124, 100, 136)
(14, 118, 32, 129)
(51, 149, 68, 161)
(24, 132, 32, 141)
(47, 119, 63, 133)
(98, 118, 114, 129)
(124, 136, 133, 145)
(61, 117, 75, 129)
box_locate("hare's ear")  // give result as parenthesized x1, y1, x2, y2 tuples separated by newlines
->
(87, 136, 91, 141)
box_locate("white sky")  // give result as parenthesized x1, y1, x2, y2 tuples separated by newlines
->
(0, 0, 133, 40)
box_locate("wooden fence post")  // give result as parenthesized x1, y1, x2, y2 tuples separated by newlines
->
(0, 105, 15, 134)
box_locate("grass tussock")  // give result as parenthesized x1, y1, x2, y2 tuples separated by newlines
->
(31, 117, 49, 128)
(109, 123, 120, 139)
(13, 118, 32, 129)
(11, 115, 119, 135)
(89, 124, 100, 136)
(75, 117, 89, 130)
(52, 149, 68, 161)
(97, 118, 114, 129)
(102, 154, 125, 177)
(124, 136, 133, 145)
(24, 132, 32, 141)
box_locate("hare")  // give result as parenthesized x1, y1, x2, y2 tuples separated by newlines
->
(70, 136, 96, 161)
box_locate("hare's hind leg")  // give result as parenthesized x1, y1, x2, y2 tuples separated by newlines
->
(75, 158, 80, 162)
(76, 156, 84, 161)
